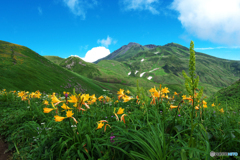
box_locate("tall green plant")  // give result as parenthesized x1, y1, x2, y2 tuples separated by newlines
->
(182, 40, 204, 150)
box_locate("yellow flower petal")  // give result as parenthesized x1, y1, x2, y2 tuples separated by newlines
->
(43, 107, 54, 113)
(51, 95, 62, 104)
(68, 95, 78, 103)
(66, 110, 74, 118)
(54, 115, 66, 122)
(96, 122, 104, 130)
(117, 89, 124, 95)
(117, 107, 124, 114)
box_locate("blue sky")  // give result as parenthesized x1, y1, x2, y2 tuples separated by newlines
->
(1, 0, 240, 62)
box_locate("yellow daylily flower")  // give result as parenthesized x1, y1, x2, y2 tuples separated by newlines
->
(170, 105, 178, 109)
(117, 89, 124, 95)
(202, 100, 207, 105)
(126, 90, 130, 94)
(153, 91, 160, 98)
(98, 96, 104, 101)
(61, 103, 73, 111)
(43, 107, 54, 113)
(117, 107, 124, 114)
(96, 122, 104, 130)
(54, 115, 66, 122)
(90, 94, 96, 99)
(165, 94, 169, 99)
(21, 95, 28, 101)
(219, 108, 224, 113)
(161, 87, 170, 94)
(43, 100, 49, 105)
(122, 95, 133, 102)
(51, 95, 62, 104)
(29, 92, 35, 98)
(68, 95, 78, 103)
(18, 91, 25, 97)
(66, 110, 74, 118)
(211, 103, 215, 107)
(35, 92, 41, 98)
(81, 94, 90, 102)
(182, 95, 187, 99)
(149, 86, 157, 93)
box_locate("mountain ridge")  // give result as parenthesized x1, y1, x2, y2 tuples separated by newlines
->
(1, 39, 240, 102)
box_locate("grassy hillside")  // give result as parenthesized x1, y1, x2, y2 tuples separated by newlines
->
(43, 56, 65, 65)
(206, 79, 240, 106)
(94, 43, 240, 99)
(59, 56, 102, 79)
(0, 40, 107, 97)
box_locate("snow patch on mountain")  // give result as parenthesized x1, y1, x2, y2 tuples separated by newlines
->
(140, 72, 146, 77)
(147, 76, 152, 80)
(149, 68, 159, 72)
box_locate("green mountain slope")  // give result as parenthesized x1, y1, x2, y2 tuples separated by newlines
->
(206, 79, 240, 105)
(59, 56, 102, 79)
(43, 56, 65, 65)
(92, 42, 240, 99)
(0, 40, 107, 97)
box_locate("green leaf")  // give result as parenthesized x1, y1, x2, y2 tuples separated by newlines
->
(181, 149, 187, 160)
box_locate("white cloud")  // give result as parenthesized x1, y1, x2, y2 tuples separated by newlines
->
(38, 7, 42, 15)
(196, 46, 240, 50)
(81, 46, 110, 63)
(121, 0, 160, 14)
(170, 0, 240, 46)
(195, 47, 214, 50)
(63, 0, 97, 19)
(97, 36, 116, 48)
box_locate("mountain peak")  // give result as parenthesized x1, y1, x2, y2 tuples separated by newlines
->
(144, 44, 159, 49)
(127, 42, 140, 46)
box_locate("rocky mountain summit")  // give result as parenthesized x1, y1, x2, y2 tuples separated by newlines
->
(144, 44, 159, 49)
(93, 42, 150, 64)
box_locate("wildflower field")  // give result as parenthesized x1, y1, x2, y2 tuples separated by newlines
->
(0, 41, 240, 160)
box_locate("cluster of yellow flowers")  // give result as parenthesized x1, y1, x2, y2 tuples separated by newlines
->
(1, 84, 225, 131)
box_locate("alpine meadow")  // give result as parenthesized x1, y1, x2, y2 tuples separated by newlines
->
(0, 38, 240, 160)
